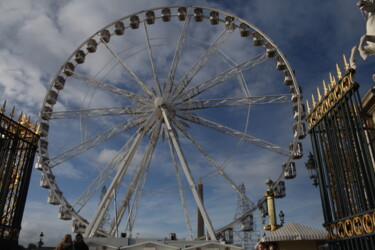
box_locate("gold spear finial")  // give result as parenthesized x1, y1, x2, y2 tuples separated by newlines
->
(323, 80, 328, 95)
(317, 87, 322, 102)
(9, 106, 15, 119)
(306, 99, 311, 114)
(35, 122, 41, 135)
(21, 113, 27, 125)
(0, 101, 6, 114)
(329, 73, 336, 87)
(26, 116, 32, 129)
(312, 94, 316, 108)
(17, 111, 23, 122)
(336, 63, 342, 80)
(343, 54, 349, 71)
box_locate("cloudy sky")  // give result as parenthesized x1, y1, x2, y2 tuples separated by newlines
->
(1, 0, 374, 248)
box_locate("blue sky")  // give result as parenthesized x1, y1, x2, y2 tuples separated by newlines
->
(0, 0, 374, 247)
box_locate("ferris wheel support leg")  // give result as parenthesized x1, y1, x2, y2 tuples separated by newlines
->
(109, 122, 162, 236)
(85, 114, 156, 237)
(161, 108, 217, 241)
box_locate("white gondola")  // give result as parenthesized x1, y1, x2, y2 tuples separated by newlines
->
(293, 122, 306, 139)
(46, 90, 58, 105)
(161, 8, 171, 22)
(63, 62, 75, 76)
(293, 103, 306, 120)
(252, 32, 264, 46)
(39, 139, 48, 154)
(130, 15, 140, 29)
(284, 70, 293, 86)
(100, 29, 111, 43)
(274, 181, 286, 198)
(276, 55, 286, 70)
(114, 22, 125, 35)
(264, 43, 276, 58)
(194, 8, 203, 22)
(74, 50, 85, 64)
(283, 162, 296, 179)
(72, 219, 86, 234)
(290, 85, 303, 103)
(177, 7, 187, 21)
(210, 11, 219, 25)
(145, 11, 155, 25)
(53, 76, 65, 90)
(59, 205, 72, 220)
(87, 39, 97, 53)
(225, 16, 235, 29)
(35, 156, 49, 171)
(290, 142, 303, 159)
(47, 189, 62, 205)
(224, 228, 233, 244)
(240, 214, 254, 232)
(40, 122, 49, 137)
(239, 23, 250, 37)
(40, 172, 54, 188)
(41, 105, 52, 120)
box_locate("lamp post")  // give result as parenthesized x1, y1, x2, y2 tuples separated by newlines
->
(38, 232, 44, 249)
(305, 152, 318, 187)
(262, 179, 285, 231)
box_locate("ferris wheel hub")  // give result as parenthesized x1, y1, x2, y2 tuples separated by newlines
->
(154, 97, 167, 107)
(154, 97, 173, 109)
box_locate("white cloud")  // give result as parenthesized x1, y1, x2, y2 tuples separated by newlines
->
(97, 148, 119, 163)
(53, 161, 87, 180)
(19, 201, 72, 247)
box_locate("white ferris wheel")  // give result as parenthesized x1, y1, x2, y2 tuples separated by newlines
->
(35, 5, 305, 240)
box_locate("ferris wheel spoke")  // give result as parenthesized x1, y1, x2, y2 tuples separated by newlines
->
(177, 94, 292, 110)
(124, 153, 153, 238)
(49, 115, 147, 168)
(161, 107, 217, 240)
(143, 22, 162, 96)
(110, 121, 162, 236)
(173, 119, 256, 209)
(101, 39, 155, 98)
(171, 23, 237, 100)
(85, 113, 158, 237)
(177, 112, 291, 156)
(69, 70, 151, 105)
(178, 53, 268, 102)
(48, 106, 152, 119)
(72, 132, 138, 213)
(164, 13, 192, 97)
(124, 170, 146, 238)
(166, 133, 194, 240)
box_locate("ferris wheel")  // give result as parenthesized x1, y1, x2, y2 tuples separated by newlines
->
(35, 5, 305, 240)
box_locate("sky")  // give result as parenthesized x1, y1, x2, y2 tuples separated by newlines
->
(0, 0, 374, 248)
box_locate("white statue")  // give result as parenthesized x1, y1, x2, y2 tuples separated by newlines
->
(350, 0, 375, 81)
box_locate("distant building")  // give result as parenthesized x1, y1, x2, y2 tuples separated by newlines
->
(361, 86, 375, 167)
(259, 222, 326, 250)
(85, 236, 243, 250)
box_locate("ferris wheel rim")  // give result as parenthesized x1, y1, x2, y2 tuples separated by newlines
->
(36, 5, 304, 238)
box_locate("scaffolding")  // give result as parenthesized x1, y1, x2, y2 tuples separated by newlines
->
(233, 183, 260, 250)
